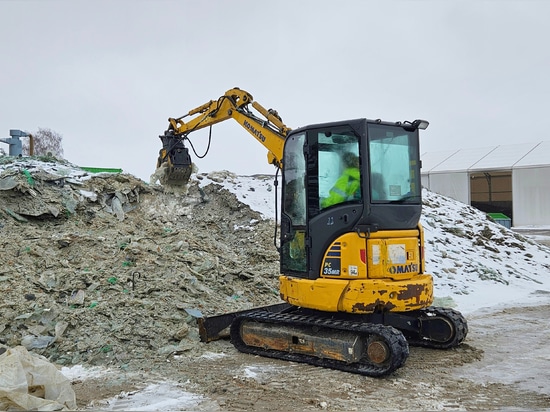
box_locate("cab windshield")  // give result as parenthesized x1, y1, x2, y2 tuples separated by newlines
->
(368, 124, 421, 203)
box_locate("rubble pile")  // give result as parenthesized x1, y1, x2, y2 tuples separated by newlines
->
(1, 156, 549, 382)
(0, 158, 281, 370)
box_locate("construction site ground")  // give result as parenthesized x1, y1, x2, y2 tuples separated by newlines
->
(67, 303, 550, 411)
(1, 160, 549, 411)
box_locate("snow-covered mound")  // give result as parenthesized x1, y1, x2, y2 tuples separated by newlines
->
(0, 156, 93, 182)
(195, 170, 279, 221)
(421, 189, 550, 313)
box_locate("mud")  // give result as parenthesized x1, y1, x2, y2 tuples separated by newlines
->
(71, 304, 550, 411)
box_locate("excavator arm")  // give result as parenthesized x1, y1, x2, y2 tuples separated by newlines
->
(156, 88, 291, 186)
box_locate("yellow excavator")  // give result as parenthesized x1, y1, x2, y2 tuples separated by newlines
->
(156, 88, 468, 377)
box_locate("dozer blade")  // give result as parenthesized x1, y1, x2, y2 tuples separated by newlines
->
(197, 303, 292, 342)
(230, 310, 409, 377)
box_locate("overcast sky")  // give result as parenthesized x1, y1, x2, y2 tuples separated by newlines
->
(2, 0, 549, 181)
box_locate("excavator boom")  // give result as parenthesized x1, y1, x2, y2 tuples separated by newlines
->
(156, 88, 290, 186)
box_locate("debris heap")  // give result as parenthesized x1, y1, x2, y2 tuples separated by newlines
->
(1, 156, 549, 376)
(0, 158, 281, 369)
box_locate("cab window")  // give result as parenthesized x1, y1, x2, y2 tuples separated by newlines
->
(368, 124, 421, 203)
(318, 132, 362, 210)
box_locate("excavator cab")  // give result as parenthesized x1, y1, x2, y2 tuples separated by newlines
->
(279, 118, 432, 312)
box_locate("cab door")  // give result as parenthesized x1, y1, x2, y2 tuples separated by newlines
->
(308, 122, 366, 280)
(280, 120, 367, 280)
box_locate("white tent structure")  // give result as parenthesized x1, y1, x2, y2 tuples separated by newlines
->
(421, 141, 550, 228)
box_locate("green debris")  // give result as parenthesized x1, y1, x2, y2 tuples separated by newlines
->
(21, 169, 35, 186)
(100, 344, 112, 353)
(80, 167, 122, 174)
(3, 207, 28, 222)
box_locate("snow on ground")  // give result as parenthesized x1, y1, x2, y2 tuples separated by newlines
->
(60, 364, 207, 411)
(95, 382, 205, 411)
(0, 157, 93, 182)
(196, 170, 280, 222)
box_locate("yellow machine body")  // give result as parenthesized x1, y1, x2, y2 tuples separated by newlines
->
(279, 225, 433, 313)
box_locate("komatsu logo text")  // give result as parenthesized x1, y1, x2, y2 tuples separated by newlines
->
(388, 264, 418, 275)
(243, 120, 266, 142)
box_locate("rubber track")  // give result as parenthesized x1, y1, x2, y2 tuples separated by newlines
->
(405, 306, 469, 349)
(230, 310, 409, 377)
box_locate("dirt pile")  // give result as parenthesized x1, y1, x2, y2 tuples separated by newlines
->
(0, 158, 280, 370)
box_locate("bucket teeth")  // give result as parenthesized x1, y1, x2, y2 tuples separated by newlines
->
(161, 164, 193, 187)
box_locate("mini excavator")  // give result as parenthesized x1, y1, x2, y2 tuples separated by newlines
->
(156, 88, 468, 376)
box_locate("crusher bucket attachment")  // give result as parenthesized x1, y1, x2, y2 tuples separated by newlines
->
(156, 133, 193, 187)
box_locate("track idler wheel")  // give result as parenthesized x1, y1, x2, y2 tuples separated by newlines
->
(366, 339, 390, 364)
(407, 306, 468, 349)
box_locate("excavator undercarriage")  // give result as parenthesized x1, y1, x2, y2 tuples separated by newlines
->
(199, 304, 468, 377)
